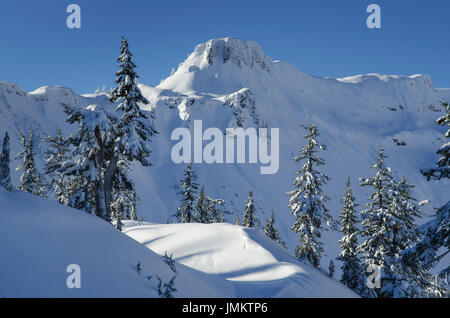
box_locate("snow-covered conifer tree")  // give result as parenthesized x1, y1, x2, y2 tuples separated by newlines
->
(59, 104, 114, 218)
(174, 163, 198, 223)
(0, 132, 13, 191)
(359, 148, 429, 297)
(287, 125, 335, 268)
(242, 191, 257, 228)
(195, 186, 209, 223)
(422, 102, 449, 181)
(15, 129, 46, 197)
(337, 178, 367, 295)
(109, 37, 158, 167)
(263, 210, 286, 248)
(406, 102, 449, 296)
(44, 128, 72, 204)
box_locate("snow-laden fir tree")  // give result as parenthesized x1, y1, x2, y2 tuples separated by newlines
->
(328, 260, 335, 279)
(59, 104, 114, 218)
(109, 37, 158, 167)
(15, 129, 46, 197)
(263, 210, 286, 248)
(194, 185, 228, 223)
(358, 146, 394, 297)
(242, 191, 257, 228)
(174, 163, 199, 223)
(235, 215, 241, 225)
(422, 102, 449, 181)
(380, 176, 428, 297)
(111, 158, 137, 223)
(359, 147, 428, 297)
(287, 125, 335, 268)
(195, 186, 209, 223)
(337, 178, 367, 296)
(0, 132, 13, 191)
(406, 101, 450, 296)
(44, 128, 72, 204)
(54, 38, 157, 222)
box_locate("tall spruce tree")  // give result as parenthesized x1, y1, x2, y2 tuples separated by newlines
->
(337, 178, 367, 296)
(55, 38, 156, 222)
(359, 147, 428, 297)
(109, 37, 158, 166)
(174, 164, 198, 223)
(287, 125, 335, 268)
(15, 129, 46, 197)
(406, 101, 449, 295)
(358, 146, 395, 297)
(195, 186, 209, 223)
(263, 210, 286, 248)
(44, 128, 72, 204)
(242, 191, 257, 228)
(0, 132, 13, 191)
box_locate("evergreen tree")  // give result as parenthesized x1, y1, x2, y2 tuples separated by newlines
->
(109, 37, 158, 167)
(44, 128, 72, 204)
(235, 215, 241, 225)
(337, 178, 367, 295)
(359, 148, 428, 297)
(59, 104, 114, 218)
(421, 102, 449, 181)
(15, 129, 46, 197)
(195, 186, 209, 223)
(194, 186, 228, 223)
(242, 191, 257, 228)
(263, 210, 286, 248)
(174, 164, 198, 223)
(407, 101, 449, 295)
(0, 132, 13, 191)
(111, 159, 137, 222)
(358, 146, 394, 297)
(287, 125, 335, 268)
(328, 260, 335, 279)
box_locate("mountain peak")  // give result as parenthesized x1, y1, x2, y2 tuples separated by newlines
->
(185, 37, 273, 71)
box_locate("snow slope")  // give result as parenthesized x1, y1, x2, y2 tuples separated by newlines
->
(0, 190, 233, 297)
(0, 190, 352, 297)
(123, 221, 357, 298)
(0, 37, 449, 277)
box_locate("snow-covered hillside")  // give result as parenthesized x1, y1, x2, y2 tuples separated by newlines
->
(0, 190, 234, 297)
(0, 190, 353, 297)
(0, 37, 449, 276)
(123, 221, 357, 297)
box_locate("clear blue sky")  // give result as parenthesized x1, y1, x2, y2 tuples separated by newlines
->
(1, 0, 449, 93)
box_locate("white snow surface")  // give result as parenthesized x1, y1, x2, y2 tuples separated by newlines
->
(1, 37, 449, 282)
(123, 221, 357, 297)
(0, 190, 354, 297)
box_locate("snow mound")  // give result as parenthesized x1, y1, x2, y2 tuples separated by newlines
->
(123, 222, 357, 298)
(0, 190, 233, 297)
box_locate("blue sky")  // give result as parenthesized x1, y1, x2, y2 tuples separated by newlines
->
(1, 0, 449, 93)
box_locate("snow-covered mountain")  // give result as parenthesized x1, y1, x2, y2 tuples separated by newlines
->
(0, 37, 449, 279)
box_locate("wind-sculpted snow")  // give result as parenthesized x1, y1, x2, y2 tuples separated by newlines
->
(0, 190, 233, 297)
(123, 221, 357, 297)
